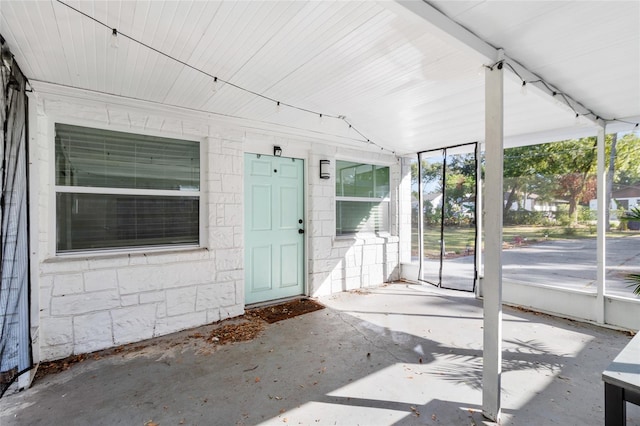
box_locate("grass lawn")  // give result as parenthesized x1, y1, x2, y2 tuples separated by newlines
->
(412, 225, 635, 257)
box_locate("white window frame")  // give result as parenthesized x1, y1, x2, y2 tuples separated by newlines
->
(51, 121, 204, 256)
(335, 160, 391, 236)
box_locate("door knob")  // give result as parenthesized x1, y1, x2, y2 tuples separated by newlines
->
(298, 229, 305, 234)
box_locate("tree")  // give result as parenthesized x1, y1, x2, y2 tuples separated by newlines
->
(502, 133, 640, 226)
(610, 132, 640, 185)
(503, 144, 558, 218)
(411, 158, 442, 189)
(502, 138, 599, 225)
(411, 153, 477, 225)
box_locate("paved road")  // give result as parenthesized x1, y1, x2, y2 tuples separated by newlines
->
(419, 235, 640, 298)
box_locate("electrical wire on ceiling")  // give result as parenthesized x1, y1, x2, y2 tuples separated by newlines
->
(486, 61, 639, 132)
(54, 0, 397, 155)
(54, 0, 637, 157)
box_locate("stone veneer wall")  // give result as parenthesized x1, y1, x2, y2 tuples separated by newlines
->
(33, 96, 245, 361)
(307, 152, 401, 297)
(30, 89, 402, 361)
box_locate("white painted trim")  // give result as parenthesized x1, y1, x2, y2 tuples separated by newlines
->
(31, 81, 382, 152)
(389, 1, 604, 127)
(504, 125, 601, 149)
(482, 61, 504, 423)
(45, 104, 205, 144)
(243, 135, 311, 162)
(199, 136, 209, 250)
(54, 186, 200, 197)
(242, 150, 309, 301)
(26, 92, 41, 369)
(336, 196, 390, 203)
(335, 153, 397, 168)
(475, 142, 483, 298)
(391, 1, 498, 63)
(605, 297, 640, 331)
(49, 245, 205, 260)
(48, 120, 205, 256)
(596, 126, 606, 323)
(417, 152, 424, 282)
(302, 155, 310, 298)
(47, 118, 56, 258)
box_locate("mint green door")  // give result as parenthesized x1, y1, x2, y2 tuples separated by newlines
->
(244, 154, 305, 304)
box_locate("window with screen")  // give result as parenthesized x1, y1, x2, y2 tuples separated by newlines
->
(335, 160, 390, 235)
(55, 123, 200, 253)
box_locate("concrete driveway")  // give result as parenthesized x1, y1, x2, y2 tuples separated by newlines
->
(1, 283, 638, 425)
(420, 235, 640, 298)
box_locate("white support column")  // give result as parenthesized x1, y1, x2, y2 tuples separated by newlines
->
(475, 142, 483, 298)
(482, 60, 504, 422)
(596, 125, 606, 324)
(399, 157, 413, 265)
(417, 153, 425, 280)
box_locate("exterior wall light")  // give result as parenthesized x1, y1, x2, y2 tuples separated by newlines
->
(319, 160, 330, 179)
(273, 146, 282, 157)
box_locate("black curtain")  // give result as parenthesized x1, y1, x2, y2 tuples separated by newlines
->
(0, 38, 32, 398)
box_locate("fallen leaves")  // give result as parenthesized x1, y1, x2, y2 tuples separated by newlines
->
(250, 299, 324, 324)
(205, 316, 266, 346)
(34, 353, 91, 380)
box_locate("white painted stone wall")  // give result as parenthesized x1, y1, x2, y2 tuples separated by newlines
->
(30, 86, 401, 361)
(33, 95, 245, 361)
(308, 150, 401, 297)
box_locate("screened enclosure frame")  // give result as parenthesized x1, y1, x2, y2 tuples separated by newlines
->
(416, 142, 479, 292)
(0, 48, 32, 398)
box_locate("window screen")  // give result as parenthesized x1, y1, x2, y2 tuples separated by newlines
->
(335, 161, 390, 235)
(55, 124, 200, 252)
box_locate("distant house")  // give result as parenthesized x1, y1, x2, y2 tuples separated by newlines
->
(504, 192, 560, 213)
(424, 192, 444, 212)
(612, 186, 640, 211)
(589, 185, 640, 214)
(411, 192, 442, 215)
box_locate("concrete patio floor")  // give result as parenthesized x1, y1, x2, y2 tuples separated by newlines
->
(1, 282, 638, 425)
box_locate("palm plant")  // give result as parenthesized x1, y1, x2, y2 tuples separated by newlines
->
(621, 207, 640, 295)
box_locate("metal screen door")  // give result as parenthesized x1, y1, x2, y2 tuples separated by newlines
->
(417, 143, 478, 292)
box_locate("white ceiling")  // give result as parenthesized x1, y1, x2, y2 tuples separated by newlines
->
(1, 1, 638, 155)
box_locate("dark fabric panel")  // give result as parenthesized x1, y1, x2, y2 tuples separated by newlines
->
(55, 123, 200, 191)
(0, 47, 32, 397)
(56, 193, 199, 252)
(336, 200, 389, 235)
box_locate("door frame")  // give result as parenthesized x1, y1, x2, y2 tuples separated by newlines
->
(243, 142, 309, 303)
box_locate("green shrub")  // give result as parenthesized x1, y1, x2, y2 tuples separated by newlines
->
(504, 210, 546, 226)
(577, 206, 595, 224)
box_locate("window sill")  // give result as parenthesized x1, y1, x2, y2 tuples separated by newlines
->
(45, 245, 207, 262)
(334, 233, 399, 244)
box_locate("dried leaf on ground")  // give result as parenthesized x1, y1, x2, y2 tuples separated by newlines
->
(250, 299, 324, 324)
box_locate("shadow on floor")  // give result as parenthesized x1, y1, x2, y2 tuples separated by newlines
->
(0, 283, 637, 425)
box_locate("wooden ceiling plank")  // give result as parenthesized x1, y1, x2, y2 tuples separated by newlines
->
(0, 2, 43, 79)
